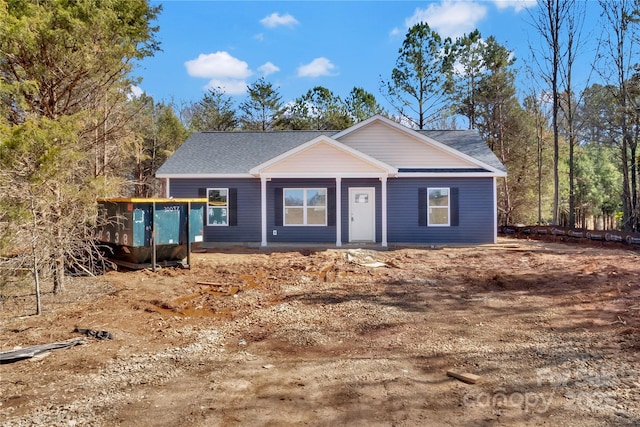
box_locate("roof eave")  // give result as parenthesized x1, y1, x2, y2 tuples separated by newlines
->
(396, 171, 506, 178)
(156, 173, 255, 179)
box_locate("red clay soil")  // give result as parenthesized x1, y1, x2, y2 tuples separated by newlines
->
(1, 238, 639, 426)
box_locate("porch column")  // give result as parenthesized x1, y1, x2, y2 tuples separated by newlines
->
(261, 176, 268, 247)
(381, 176, 388, 247)
(335, 177, 342, 247)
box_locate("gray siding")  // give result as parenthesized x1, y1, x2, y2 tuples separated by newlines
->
(168, 176, 496, 246)
(268, 179, 336, 243)
(387, 177, 495, 244)
(168, 178, 262, 243)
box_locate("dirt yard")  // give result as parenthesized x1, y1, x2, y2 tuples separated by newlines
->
(1, 238, 639, 426)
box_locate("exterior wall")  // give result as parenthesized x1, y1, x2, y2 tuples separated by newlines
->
(261, 141, 386, 174)
(341, 178, 382, 243)
(387, 177, 495, 244)
(268, 178, 337, 243)
(168, 178, 262, 243)
(338, 121, 477, 168)
(167, 176, 496, 246)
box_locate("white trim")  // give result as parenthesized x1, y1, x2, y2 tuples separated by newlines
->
(156, 173, 255, 179)
(160, 171, 504, 179)
(333, 115, 505, 175)
(249, 135, 397, 176)
(335, 177, 342, 247)
(261, 172, 391, 179)
(283, 188, 328, 226)
(348, 187, 376, 243)
(206, 188, 229, 226)
(164, 178, 170, 198)
(397, 171, 506, 178)
(380, 177, 388, 247)
(427, 187, 451, 227)
(261, 177, 267, 247)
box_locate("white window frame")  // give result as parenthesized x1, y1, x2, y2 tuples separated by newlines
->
(427, 187, 450, 227)
(207, 187, 229, 226)
(283, 188, 327, 226)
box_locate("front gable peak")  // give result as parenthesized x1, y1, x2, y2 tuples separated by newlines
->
(249, 135, 397, 178)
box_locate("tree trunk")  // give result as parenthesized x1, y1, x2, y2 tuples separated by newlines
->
(502, 176, 512, 225)
(569, 137, 575, 228)
(53, 253, 65, 294)
(621, 133, 633, 231)
(630, 135, 638, 231)
(29, 196, 41, 315)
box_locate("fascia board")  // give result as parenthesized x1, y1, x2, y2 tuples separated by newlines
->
(156, 173, 256, 179)
(396, 171, 507, 178)
(261, 172, 390, 179)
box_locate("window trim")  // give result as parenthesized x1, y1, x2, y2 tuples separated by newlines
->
(283, 187, 328, 226)
(206, 187, 229, 226)
(427, 187, 450, 227)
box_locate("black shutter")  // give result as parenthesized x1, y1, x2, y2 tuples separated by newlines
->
(198, 188, 207, 198)
(274, 187, 283, 226)
(450, 187, 459, 226)
(228, 188, 238, 226)
(327, 187, 336, 226)
(418, 188, 427, 226)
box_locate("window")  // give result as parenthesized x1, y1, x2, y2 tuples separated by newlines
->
(428, 188, 450, 226)
(284, 188, 327, 226)
(207, 188, 228, 226)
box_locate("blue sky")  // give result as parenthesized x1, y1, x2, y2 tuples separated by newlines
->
(134, 0, 600, 110)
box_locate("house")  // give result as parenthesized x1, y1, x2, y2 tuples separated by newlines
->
(156, 115, 507, 248)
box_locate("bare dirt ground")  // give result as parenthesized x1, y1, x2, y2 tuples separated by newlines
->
(1, 238, 639, 427)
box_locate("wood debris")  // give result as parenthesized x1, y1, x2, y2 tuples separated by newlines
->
(0, 337, 86, 364)
(446, 370, 481, 384)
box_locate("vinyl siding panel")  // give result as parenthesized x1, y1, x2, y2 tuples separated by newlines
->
(387, 177, 495, 244)
(338, 121, 477, 168)
(168, 178, 262, 243)
(268, 179, 337, 243)
(262, 141, 386, 174)
(166, 177, 495, 245)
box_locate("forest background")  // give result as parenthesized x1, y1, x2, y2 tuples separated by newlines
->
(1, 0, 639, 298)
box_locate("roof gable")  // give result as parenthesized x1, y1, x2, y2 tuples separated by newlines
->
(335, 115, 506, 175)
(250, 136, 397, 177)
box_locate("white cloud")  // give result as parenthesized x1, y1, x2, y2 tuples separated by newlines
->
(258, 62, 280, 76)
(297, 57, 337, 78)
(254, 33, 265, 42)
(204, 79, 248, 95)
(130, 85, 143, 98)
(260, 12, 299, 29)
(185, 51, 252, 79)
(405, 1, 487, 40)
(492, 0, 537, 13)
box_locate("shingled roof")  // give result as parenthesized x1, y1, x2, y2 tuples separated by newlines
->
(156, 122, 505, 177)
(157, 130, 335, 176)
(418, 130, 506, 173)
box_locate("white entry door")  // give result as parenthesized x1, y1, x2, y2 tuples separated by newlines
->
(349, 187, 375, 242)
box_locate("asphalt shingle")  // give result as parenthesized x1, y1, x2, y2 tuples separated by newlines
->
(157, 127, 506, 176)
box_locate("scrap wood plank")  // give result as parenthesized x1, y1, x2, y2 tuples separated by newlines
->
(0, 337, 86, 364)
(196, 281, 223, 287)
(446, 370, 481, 384)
